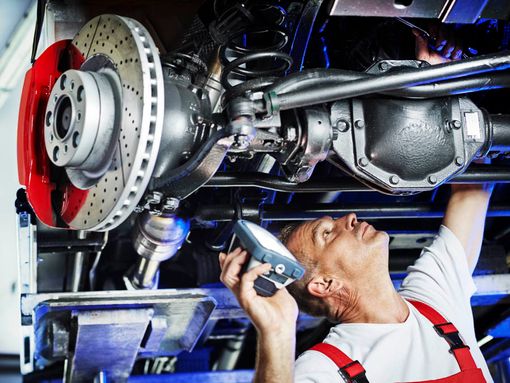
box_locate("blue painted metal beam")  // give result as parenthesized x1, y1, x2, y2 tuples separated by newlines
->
(129, 370, 254, 383)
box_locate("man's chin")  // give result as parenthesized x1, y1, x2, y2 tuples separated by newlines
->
(373, 230, 390, 247)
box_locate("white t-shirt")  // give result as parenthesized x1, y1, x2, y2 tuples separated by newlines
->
(294, 225, 493, 383)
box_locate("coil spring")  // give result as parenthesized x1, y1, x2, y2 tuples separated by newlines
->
(217, 2, 293, 100)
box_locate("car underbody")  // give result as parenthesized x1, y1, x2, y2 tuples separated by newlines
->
(12, 0, 510, 381)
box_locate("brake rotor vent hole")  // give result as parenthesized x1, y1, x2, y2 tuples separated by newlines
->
(72, 132, 80, 148)
(45, 111, 52, 127)
(394, 0, 413, 8)
(77, 86, 84, 102)
(59, 74, 67, 90)
(53, 146, 59, 162)
(55, 96, 72, 139)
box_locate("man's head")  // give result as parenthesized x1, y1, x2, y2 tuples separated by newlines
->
(280, 213, 390, 321)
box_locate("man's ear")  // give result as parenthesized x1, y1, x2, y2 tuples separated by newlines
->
(307, 276, 342, 298)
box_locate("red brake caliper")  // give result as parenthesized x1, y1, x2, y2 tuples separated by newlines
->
(17, 40, 87, 228)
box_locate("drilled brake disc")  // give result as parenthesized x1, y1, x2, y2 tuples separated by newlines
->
(59, 15, 164, 231)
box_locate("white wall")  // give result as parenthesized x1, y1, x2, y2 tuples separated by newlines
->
(0, 0, 34, 354)
(0, 74, 24, 354)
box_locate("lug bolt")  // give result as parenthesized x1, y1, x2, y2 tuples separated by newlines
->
(389, 175, 399, 185)
(428, 175, 437, 184)
(455, 156, 464, 166)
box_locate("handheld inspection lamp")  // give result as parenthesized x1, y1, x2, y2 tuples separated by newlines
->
(233, 220, 305, 297)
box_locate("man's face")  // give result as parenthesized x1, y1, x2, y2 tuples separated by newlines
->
(286, 213, 390, 285)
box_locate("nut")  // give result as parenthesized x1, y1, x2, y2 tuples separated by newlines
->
(163, 197, 180, 212)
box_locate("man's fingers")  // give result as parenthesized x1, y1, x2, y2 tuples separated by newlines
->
(240, 263, 272, 298)
(441, 40, 456, 59)
(414, 32, 430, 61)
(219, 247, 242, 269)
(219, 247, 241, 268)
(452, 48, 463, 60)
(222, 248, 248, 274)
(219, 252, 227, 269)
(220, 250, 250, 289)
(435, 38, 447, 51)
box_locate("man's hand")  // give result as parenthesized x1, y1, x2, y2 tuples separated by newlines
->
(219, 247, 298, 336)
(414, 26, 463, 64)
(219, 247, 298, 383)
(443, 183, 494, 273)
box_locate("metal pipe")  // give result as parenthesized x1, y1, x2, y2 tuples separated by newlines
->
(70, 231, 87, 292)
(204, 49, 223, 113)
(195, 203, 510, 222)
(213, 334, 246, 371)
(267, 68, 510, 99)
(132, 258, 162, 290)
(130, 211, 190, 289)
(491, 115, 510, 152)
(268, 51, 510, 110)
(205, 166, 510, 193)
(89, 232, 108, 291)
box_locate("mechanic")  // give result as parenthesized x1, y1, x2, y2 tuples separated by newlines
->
(219, 31, 494, 383)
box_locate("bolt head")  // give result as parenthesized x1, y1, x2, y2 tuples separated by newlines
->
(355, 120, 365, 129)
(389, 175, 399, 185)
(147, 192, 163, 205)
(286, 127, 297, 141)
(451, 120, 461, 129)
(359, 157, 369, 167)
(379, 62, 389, 71)
(455, 156, 464, 166)
(163, 197, 180, 211)
(335, 119, 349, 133)
(428, 175, 437, 184)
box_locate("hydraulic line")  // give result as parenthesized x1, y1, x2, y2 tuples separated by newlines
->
(263, 51, 510, 111)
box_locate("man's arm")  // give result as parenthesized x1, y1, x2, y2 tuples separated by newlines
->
(219, 248, 298, 383)
(414, 29, 493, 273)
(255, 327, 296, 383)
(443, 184, 493, 273)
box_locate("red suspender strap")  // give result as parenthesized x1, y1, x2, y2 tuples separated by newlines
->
(407, 300, 478, 371)
(309, 343, 368, 383)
